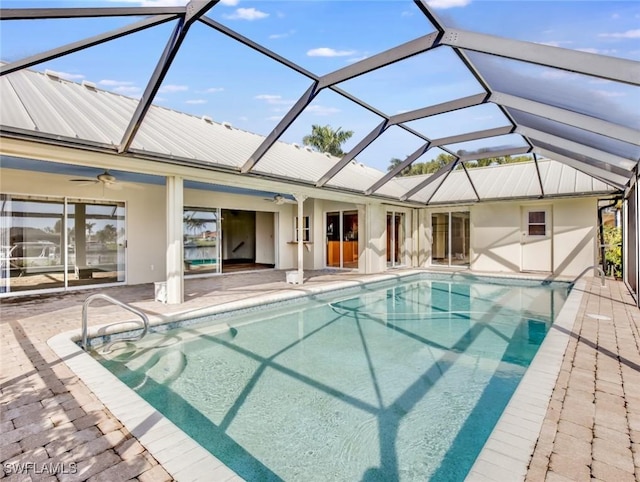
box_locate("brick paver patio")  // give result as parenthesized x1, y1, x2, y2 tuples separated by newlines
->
(1, 270, 639, 481)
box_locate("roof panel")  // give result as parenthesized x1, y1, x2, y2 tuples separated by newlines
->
(0, 75, 36, 130)
(446, 133, 528, 158)
(465, 50, 640, 129)
(136, 109, 263, 167)
(508, 108, 640, 162)
(253, 144, 336, 183)
(328, 161, 405, 196)
(1, 1, 636, 204)
(429, 169, 477, 203)
(3, 71, 77, 139)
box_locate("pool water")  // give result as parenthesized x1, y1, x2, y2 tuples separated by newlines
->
(98, 276, 567, 481)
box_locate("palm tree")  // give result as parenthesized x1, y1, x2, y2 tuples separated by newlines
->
(85, 222, 96, 240)
(302, 124, 354, 157)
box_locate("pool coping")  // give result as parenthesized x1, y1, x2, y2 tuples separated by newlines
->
(465, 278, 587, 481)
(47, 270, 582, 481)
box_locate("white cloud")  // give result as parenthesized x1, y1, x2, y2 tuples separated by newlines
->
(48, 70, 85, 81)
(99, 79, 134, 87)
(255, 94, 293, 105)
(306, 105, 339, 116)
(266, 115, 283, 121)
(611, 13, 620, 19)
(224, 7, 268, 21)
(255, 94, 280, 101)
(204, 87, 224, 93)
(426, 0, 471, 9)
(219, 0, 239, 5)
(307, 47, 356, 57)
(401, 10, 414, 17)
(598, 29, 640, 39)
(269, 30, 295, 40)
(159, 84, 188, 93)
(186, 99, 207, 104)
(238, 116, 249, 121)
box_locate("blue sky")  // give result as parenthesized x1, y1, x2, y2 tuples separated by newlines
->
(1, 0, 639, 172)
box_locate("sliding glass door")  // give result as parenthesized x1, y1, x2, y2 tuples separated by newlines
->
(326, 210, 359, 269)
(431, 211, 469, 267)
(1, 194, 125, 294)
(387, 212, 406, 267)
(183, 208, 220, 275)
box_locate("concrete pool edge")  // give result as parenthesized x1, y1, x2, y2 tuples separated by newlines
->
(465, 279, 588, 481)
(46, 270, 580, 481)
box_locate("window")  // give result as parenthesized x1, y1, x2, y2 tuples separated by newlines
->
(1, 194, 125, 295)
(528, 211, 546, 236)
(295, 216, 310, 242)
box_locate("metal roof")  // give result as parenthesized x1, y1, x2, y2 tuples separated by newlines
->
(0, 1, 637, 205)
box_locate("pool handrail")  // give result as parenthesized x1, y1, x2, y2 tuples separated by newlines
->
(570, 265, 606, 289)
(81, 293, 149, 351)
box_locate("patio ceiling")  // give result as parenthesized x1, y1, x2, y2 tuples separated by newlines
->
(0, 0, 638, 205)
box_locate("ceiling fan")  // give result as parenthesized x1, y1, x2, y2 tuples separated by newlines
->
(264, 194, 297, 205)
(69, 169, 122, 190)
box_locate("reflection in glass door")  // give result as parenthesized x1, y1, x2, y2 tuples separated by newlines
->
(67, 201, 126, 286)
(326, 211, 359, 269)
(1, 195, 126, 294)
(183, 208, 220, 275)
(451, 212, 470, 266)
(387, 212, 405, 267)
(431, 211, 469, 267)
(431, 213, 450, 266)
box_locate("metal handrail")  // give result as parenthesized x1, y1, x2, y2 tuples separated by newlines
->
(81, 293, 149, 350)
(571, 265, 606, 289)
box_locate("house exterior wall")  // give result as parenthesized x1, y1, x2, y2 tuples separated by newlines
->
(551, 198, 598, 276)
(0, 163, 601, 297)
(1, 167, 167, 286)
(421, 198, 597, 277)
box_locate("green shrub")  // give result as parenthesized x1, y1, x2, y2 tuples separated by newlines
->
(603, 225, 622, 278)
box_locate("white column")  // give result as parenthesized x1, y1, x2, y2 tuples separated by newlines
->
(293, 193, 307, 284)
(166, 176, 184, 304)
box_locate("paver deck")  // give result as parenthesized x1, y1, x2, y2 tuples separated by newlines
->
(1, 269, 639, 481)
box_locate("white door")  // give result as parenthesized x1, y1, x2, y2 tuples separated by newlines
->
(521, 206, 552, 272)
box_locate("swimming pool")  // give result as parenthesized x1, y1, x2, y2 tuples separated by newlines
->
(92, 274, 568, 481)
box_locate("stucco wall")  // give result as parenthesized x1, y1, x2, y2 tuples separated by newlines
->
(552, 198, 598, 276)
(420, 198, 598, 277)
(471, 204, 523, 273)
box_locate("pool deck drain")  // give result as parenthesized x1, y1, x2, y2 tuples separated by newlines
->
(1, 269, 639, 481)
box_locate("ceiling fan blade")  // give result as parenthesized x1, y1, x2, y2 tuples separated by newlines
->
(70, 178, 98, 183)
